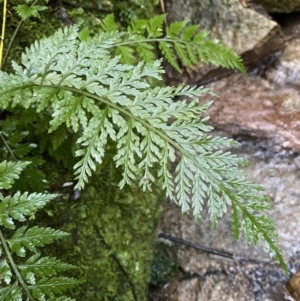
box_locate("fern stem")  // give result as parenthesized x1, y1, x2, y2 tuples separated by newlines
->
(2, 21, 23, 70)
(114, 37, 178, 47)
(2, 0, 39, 69)
(0, 133, 17, 161)
(0, 229, 35, 301)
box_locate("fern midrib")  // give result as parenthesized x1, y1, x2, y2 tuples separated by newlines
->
(20, 83, 243, 190)
(115, 37, 195, 49)
(0, 230, 35, 300)
(10, 84, 284, 267)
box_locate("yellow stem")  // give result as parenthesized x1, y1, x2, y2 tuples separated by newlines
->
(0, 0, 7, 69)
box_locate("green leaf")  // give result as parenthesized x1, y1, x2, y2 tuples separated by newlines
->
(0, 192, 57, 229)
(100, 14, 118, 33)
(14, 5, 47, 21)
(8, 226, 69, 256)
(0, 161, 30, 189)
(19, 254, 76, 279)
(0, 259, 12, 284)
(30, 277, 82, 299)
(0, 281, 22, 301)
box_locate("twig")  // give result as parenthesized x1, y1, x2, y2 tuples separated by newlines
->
(0, 132, 17, 161)
(159, 0, 168, 27)
(158, 233, 271, 266)
(159, 233, 235, 259)
(61, 0, 111, 13)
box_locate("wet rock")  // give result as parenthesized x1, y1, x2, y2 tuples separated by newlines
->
(254, 0, 300, 13)
(286, 269, 300, 301)
(177, 278, 200, 301)
(157, 146, 300, 300)
(266, 38, 300, 88)
(200, 73, 300, 151)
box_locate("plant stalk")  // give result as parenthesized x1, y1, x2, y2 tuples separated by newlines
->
(0, 229, 35, 300)
(0, 0, 7, 69)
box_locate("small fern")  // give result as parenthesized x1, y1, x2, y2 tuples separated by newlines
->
(0, 15, 286, 276)
(0, 161, 80, 300)
(14, 1, 48, 21)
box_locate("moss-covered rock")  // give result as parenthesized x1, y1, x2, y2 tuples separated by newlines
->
(47, 174, 164, 301)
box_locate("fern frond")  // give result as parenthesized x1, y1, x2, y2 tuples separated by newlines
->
(0, 162, 77, 299)
(0, 23, 286, 272)
(96, 14, 245, 72)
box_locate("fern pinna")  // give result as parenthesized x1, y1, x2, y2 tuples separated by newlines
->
(0, 14, 286, 296)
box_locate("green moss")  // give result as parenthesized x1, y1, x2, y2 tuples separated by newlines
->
(42, 173, 164, 301)
(150, 242, 178, 287)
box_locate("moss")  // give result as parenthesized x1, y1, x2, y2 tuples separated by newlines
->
(150, 242, 178, 287)
(41, 172, 164, 300)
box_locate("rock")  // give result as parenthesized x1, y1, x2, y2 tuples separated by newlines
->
(166, 0, 284, 84)
(177, 278, 200, 301)
(266, 38, 300, 89)
(200, 73, 300, 151)
(286, 269, 300, 301)
(253, 0, 300, 13)
(157, 146, 300, 301)
(167, 0, 275, 54)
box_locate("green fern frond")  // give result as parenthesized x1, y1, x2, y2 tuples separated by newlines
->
(29, 277, 82, 300)
(97, 14, 245, 73)
(0, 161, 30, 189)
(0, 162, 78, 299)
(0, 23, 286, 272)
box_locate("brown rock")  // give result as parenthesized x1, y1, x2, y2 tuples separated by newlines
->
(286, 269, 300, 301)
(200, 73, 300, 151)
(166, 0, 284, 84)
